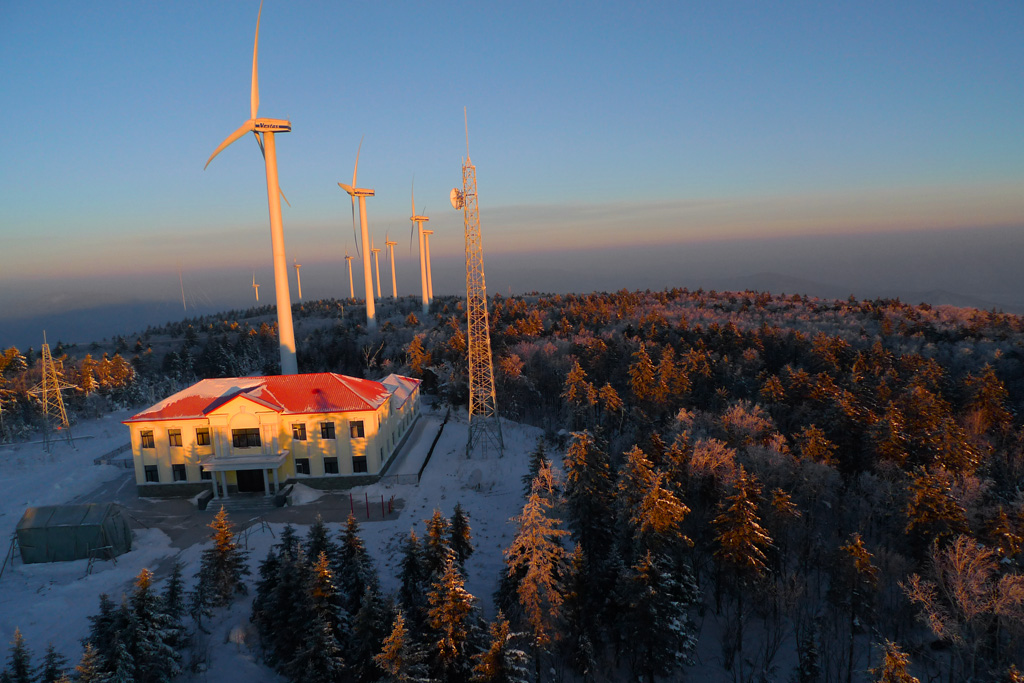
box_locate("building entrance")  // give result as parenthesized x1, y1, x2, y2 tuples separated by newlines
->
(236, 469, 266, 493)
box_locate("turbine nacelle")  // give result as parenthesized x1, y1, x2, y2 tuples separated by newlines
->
(338, 183, 375, 198)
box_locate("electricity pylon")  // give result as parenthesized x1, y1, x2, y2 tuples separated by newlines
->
(451, 110, 503, 457)
(28, 332, 77, 451)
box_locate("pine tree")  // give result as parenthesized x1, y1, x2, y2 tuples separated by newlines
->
(504, 462, 569, 677)
(423, 510, 453, 580)
(792, 622, 821, 683)
(266, 547, 315, 669)
(195, 506, 250, 607)
(306, 513, 339, 567)
(904, 468, 968, 555)
(450, 503, 474, 568)
(522, 439, 550, 496)
(104, 634, 135, 683)
(336, 513, 381, 618)
(471, 612, 529, 683)
(3, 629, 33, 683)
(84, 593, 119, 666)
(397, 529, 429, 629)
(374, 611, 432, 683)
(38, 643, 69, 683)
(628, 342, 657, 405)
(563, 431, 616, 566)
(128, 568, 181, 683)
(426, 553, 479, 683)
(869, 641, 919, 683)
(285, 610, 346, 683)
(829, 534, 878, 683)
(351, 584, 393, 683)
(559, 546, 600, 680)
(74, 643, 103, 683)
(160, 562, 187, 648)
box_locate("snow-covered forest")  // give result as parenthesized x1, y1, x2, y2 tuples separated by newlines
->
(2, 288, 1024, 682)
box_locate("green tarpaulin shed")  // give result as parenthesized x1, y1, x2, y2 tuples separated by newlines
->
(16, 503, 132, 564)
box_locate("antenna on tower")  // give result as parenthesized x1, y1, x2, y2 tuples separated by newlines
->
(452, 109, 503, 457)
(28, 331, 78, 453)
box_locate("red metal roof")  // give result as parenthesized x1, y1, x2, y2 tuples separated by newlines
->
(124, 372, 402, 423)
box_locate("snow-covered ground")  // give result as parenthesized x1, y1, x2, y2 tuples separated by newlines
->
(0, 404, 541, 681)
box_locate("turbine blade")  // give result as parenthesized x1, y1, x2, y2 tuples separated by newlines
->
(251, 1, 263, 120)
(254, 130, 265, 158)
(351, 197, 360, 256)
(353, 136, 363, 189)
(205, 120, 256, 169)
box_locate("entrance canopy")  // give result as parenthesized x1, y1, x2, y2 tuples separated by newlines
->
(199, 450, 288, 472)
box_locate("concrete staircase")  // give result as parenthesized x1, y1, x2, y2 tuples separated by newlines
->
(206, 493, 278, 514)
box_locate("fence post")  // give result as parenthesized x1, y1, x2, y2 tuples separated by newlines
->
(365, 492, 369, 518)
(349, 493, 353, 515)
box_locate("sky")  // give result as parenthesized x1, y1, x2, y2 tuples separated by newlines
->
(1, 1, 1023, 346)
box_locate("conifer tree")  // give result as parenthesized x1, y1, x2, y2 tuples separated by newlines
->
(793, 622, 822, 683)
(504, 462, 569, 677)
(375, 611, 432, 683)
(75, 643, 103, 683)
(129, 568, 181, 683)
(563, 431, 616, 567)
(161, 561, 186, 633)
(829, 534, 878, 683)
(195, 506, 250, 607)
(3, 629, 33, 683)
(336, 513, 381, 618)
(869, 641, 919, 683)
(286, 612, 347, 683)
(426, 553, 479, 683)
(471, 612, 529, 683)
(104, 634, 135, 683)
(521, 440, 549, 496)
(38, 643, 69, 683)
(266, 547, 315, 669)
(84, 593, 119, 666)
(397, 529, 428, 629)
(628, 342, 657, 405)
(450, 503, 474, 568)
(351, 584, 393, 683)
(423, 510, 453, 580)
(904, 468, 969, 555)
(559, 546, 600, 680)
(306, 513, 339, 567)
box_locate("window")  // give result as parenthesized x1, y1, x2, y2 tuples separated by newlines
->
(196, 428, 211, 446)
(172, 464, 187, 482)
(320, 422, 335, 439)
(168, 429, 182, 447)
(232, 428, 261, 448)
(295, 458, 310, 475)
(352, 455, 368, 473)
(292, 423, 307, 441)
(140, 430, 155, 449)
(324, 457, 339, 475)
(349, 420, 365, 439)
(200, 468, 212, 480)
(144, 465, 159, 482)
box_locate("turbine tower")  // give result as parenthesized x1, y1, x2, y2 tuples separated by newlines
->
(204, 1, 297, 375)
(252, 272, 260, 302)
(451, 109, 503, 457)
(345, 250, 356, 299)
(410, 182, 430, 315)
(293, 259, 303, 300)
(422, 229, 435, 302)
(338, 139, 377, 330)
(385, 233, 398, 298)
(371, 240, 382, 299)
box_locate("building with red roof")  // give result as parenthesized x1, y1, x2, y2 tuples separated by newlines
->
(123, 372, 420, 498)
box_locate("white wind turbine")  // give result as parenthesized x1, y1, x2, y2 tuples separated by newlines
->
(338, 140, 377, 329)
(345, 249, 355, 300)
(204, 1, 297, 374)
(252, 272, 260, 302)
(384, 233, 398, 299)
(371, 239, 382, 299)
(293, 259, 302, 300)
(410, 181, 430, 314)
(422, 228, 435, 302)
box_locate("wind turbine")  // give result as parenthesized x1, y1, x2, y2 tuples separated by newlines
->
(337, 140, 377, 329)
(204, 1, 297, 375)
(293, 259, 302, 300)
(252, 272, 260, 302)
(371, 240, 382, 299)
(410, 181, 430, 314)
(345, 249, 355, 300)
(423, 229, 435, 302)
(385, 233, 398, 299)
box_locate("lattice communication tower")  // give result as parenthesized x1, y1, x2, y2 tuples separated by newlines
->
(452, 117, 504, 457)
(28, 332, 77, 451)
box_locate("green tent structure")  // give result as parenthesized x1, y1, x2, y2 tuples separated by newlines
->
(16, 503, 132, 564)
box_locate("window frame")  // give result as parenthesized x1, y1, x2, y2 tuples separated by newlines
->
(323, 457, 339, 475)
(168, 429, 182, 447)
(172, 464, 187, 482)
(144, 465, 159, 483)
(352, 455, 368, 473)
(320, 422, 336, 440)
(292, 423, 307, 441)
(195, 427, 211, 446)
(232, 428, 262, 449)
(349, 420, 365, 439)
(200, 468, 212, 480)
(140, 430, 155, 449)
(294, 458, 311, 475)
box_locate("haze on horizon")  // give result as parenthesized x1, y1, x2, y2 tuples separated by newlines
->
(1, 2, 1022, 347)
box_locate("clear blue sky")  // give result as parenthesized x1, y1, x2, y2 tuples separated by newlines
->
(1, 1, 1023, 338)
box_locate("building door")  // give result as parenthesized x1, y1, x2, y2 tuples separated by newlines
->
(236, 469, 265, 493)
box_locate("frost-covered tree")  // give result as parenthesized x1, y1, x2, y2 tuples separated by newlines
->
(563, 431, 616, 569)
(351, 584, 393, 683)
(74, 643, 104, 683)
(128, 568, 181, 683)
(37, 643, 69, 683)
(522, 439, 550, 497)
(397, 529, 428, 629)
(3, 629, 33, 683)
(374, 611, 432, 683)
(869, 641, 919, 683)
(306, 513, 339, 568)
(426, 554, 479, 683)
(423, 510, 453, 580)
(336, 513, 381, 618)
(195, 506, 250, 607)
(471, 612, 529, 683)
(450, 503, 475, 569)
(829, 534, 878, 683)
